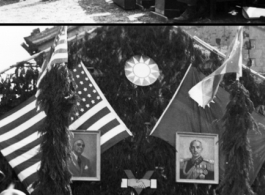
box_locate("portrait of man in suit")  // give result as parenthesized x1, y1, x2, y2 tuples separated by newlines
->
(69, 138, 93, 177)
(68, 131, 100, 181)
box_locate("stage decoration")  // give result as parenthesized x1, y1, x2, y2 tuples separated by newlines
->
(189, 26, 243, 108)
(121, 170, 156, 194)
(125, 55, 160, 86)
(176, 132, 218, 184)
(1, 26, 265, 195)
(218, 81, 258, 195)
(32, 26, 77, 195)
(69, 131, 101, 181)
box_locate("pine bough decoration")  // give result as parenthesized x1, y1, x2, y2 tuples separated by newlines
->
(220, 80, 259, 195)
(33, 64, 77, 195)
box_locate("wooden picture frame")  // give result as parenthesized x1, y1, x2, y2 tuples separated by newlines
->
(176, 132, 219, 184)
(69, 130, 100, 181)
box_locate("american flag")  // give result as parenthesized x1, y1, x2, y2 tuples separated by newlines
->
(0, 61, 132, 193)
(36, 26, 68, 97)
(69, 62, 132, 151)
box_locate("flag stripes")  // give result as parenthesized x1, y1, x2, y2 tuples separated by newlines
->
(0, 98, 36, 129)
(0, 61, 132, 192)
(48, 52, 68, 66)
(101, 125, 126, 145)
(18, 162, 40, 181)
(69, 62, 132, 151)
(0, 108, 38, 135)
(5, 139, 41, 162)
(10, 145, 40, 168)
(0, 127, 36, 149)
(48, 30, 68, 66)
(101, 130, 129, 152)
(69, 102, 108, 130)
(2, 132, 40, 157)
(89, 111, 114, 130)
(14, 153, 41, 174)
(0, 112, 45, 142)
(99, 118, 120, 135)
(36, 26, 68, 90)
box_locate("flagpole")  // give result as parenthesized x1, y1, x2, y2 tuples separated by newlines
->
(0, 27, 97, 75)
(173, 26, 265, 81)
(150, 63, 193, 135)
(192, 36, 265, 81)
(193, 35, 226, 58)
(236, 26, 243, 81)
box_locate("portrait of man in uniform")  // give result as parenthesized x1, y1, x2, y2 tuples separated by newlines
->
(180, 140, 214, 180)
(176, 133, 218, 184)
(68, 130, 100, 181)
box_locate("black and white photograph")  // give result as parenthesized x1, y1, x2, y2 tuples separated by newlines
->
(0, 25, 265, 195)
(176, 132, 219, 184)
(0, 0, 264, 23)
(69, 130, 100, 181)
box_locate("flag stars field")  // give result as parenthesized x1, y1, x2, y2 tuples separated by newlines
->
(0, 29, 132, 192)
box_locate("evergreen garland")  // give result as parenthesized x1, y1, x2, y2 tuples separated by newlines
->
(0, 26, 265, 195)
(32, 64, 78, 195)
(68, 26, 198, 195)
(252, 163, 265, 194)
(219, 81, 258, 195)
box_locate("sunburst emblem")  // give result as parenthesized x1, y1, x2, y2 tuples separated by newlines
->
(125, 55, 160, 86)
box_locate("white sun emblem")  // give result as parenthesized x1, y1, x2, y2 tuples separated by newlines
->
(125, 55, 160, 86)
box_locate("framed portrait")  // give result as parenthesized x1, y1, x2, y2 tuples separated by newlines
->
(176, 132, 219, 184)
(69, 130, 100, 181)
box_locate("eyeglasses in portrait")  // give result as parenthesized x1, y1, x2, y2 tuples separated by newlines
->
(69, 130, 100, 181)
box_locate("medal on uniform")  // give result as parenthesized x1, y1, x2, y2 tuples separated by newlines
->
(199, 174, 205, 179)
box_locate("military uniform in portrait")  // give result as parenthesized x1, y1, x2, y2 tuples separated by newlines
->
(180, 156, 214, 180)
